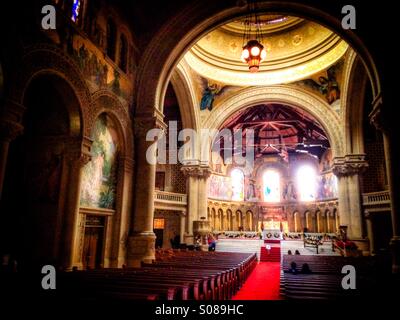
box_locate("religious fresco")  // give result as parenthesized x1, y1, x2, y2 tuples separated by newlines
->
(80, 114, 119, 209)
(231, 169, 244, 201)
(208, 174, 232, 200)
(282, 180, 298, 201)
(294, 58, 344, 114)
(318, 173, 338, 200)
(198, 76, 237, 111)
(71, 36, 132, 101)
(320, 149, 333, 172)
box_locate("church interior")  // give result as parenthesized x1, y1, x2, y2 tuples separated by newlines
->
(0, 0, 399, 303)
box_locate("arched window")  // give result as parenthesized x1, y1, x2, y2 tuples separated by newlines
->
(119, 34, 128, 73)
(106, 18, 117, 60)
(263, 170, 280, 202)
(231, 168, 244, 201)
(297, 165, 317, 201)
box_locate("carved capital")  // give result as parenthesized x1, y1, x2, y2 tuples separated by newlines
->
(181, 165, 212, 178)
(65, 137, 93, 168)
(0, 120, 24, 142)
(1, 99, 26, 124)
(332, 155, 369, 177)
(134, 109, 167, 137)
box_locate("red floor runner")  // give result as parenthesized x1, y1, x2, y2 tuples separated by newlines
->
(232, 262, 282, 300)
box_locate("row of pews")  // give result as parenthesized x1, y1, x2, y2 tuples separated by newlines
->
(280, 255, 378, 300)
(58, 251, 257, 301)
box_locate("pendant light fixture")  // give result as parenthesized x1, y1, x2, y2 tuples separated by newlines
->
(240, 1, 267, 73)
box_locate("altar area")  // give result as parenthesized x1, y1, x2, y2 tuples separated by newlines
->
(259, 220, 287, 240)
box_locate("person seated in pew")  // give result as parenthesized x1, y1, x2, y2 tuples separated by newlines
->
(301, 263, 312, 274)
(288, 250, 292, 255)
(289, 261, 297, 274)
(295, 249, 300, 255)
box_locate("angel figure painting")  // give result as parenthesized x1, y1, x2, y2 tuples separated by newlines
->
(297, 61, 342, 105)
(199, 77, 235, 111)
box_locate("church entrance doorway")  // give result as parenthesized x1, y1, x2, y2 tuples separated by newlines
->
(82, 215, 105, 269)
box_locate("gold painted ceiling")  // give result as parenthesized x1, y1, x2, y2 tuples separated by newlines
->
(183, 15, 348, 86)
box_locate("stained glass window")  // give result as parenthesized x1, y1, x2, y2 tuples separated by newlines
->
(263, 170, 280, 202)
(71, 0, 81, 23)
(297, 165, 317, 201)
(231, 168, 244, 201)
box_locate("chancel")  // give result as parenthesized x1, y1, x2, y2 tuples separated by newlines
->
(0, 0, 398, 302)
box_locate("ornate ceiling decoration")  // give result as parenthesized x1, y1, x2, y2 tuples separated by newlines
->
(183, 15, 349, 86)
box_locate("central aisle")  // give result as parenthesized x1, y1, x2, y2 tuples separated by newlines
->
(232, 262, 282, 300)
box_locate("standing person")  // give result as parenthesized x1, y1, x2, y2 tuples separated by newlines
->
(208, 234, 216, 251)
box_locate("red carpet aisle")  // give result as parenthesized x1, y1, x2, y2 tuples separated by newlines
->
(232, 262, 282, 300)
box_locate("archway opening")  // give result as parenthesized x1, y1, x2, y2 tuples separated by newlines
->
(0, 74, 81, 270)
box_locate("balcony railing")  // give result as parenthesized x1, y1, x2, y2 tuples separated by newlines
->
(362, 190, 390, 206)
(154, 190, 187, 208)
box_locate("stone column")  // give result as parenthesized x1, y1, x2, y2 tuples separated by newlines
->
(61, 138, 92, 270)
(332, 155, 368, 241)
(110, 156, 134, 268)
(365, 211, 376, 255)
(127, 112, 166, 267)
(0, 120, 24, 197)
(180, 211, 187, 243)
(370, 102, 400, 273)
(181, 164, 211, 244)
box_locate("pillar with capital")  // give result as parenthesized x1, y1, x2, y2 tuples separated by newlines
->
(127, 110, 166, 267)
(181, 164, 212, 244)
(332, 155, 369, 253)
(370, 98, 400, 273)
(60, 137, 92, 270)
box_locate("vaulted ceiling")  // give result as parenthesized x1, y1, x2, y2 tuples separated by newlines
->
(215, 103, 329, 159)
(183, 14, 348, 86)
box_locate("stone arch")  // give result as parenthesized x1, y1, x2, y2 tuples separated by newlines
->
(86, 92, 134, 267)
(170, 66, 200, 131)
(211, 207, 216, 231)
(316, 210, 326, 233)
(135, 1, 381, 123)
(1, 71, 86, 269)
(226, 209, 233, 231)
(204, 86, 343, 157)
(217, 208, 223, 231)
(333, 208, 339, 233)
(325, 209, 332, 233)
(246, 210, 253, 231)
(306, 211, 314, 233)
(8, 45, 91, 137)
(91, 90, 133, 158)
(342, 52, 370, 154)
(236, 210, 243, 231)
(287, 212, 294, 233)
(294, 211, 302, 233)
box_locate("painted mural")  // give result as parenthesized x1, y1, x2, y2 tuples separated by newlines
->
(208, 174, 232, 200)
(80, 114, 119, 209)
(318, 173, 338, 200)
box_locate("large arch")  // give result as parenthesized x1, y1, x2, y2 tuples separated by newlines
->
(135, 1, 381, 119)
(8, 45, 91, 137)
(170, 65, 200, 131)
(1, 72, 85, 269)
(203, 85, 344, 157)
(84, 91, 134, 268)
(342, 51, 369, 155)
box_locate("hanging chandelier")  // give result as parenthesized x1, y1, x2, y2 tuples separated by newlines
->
(240, 2, 267, 73)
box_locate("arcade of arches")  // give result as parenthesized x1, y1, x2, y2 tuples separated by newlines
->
(0, 0, 399, 288)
